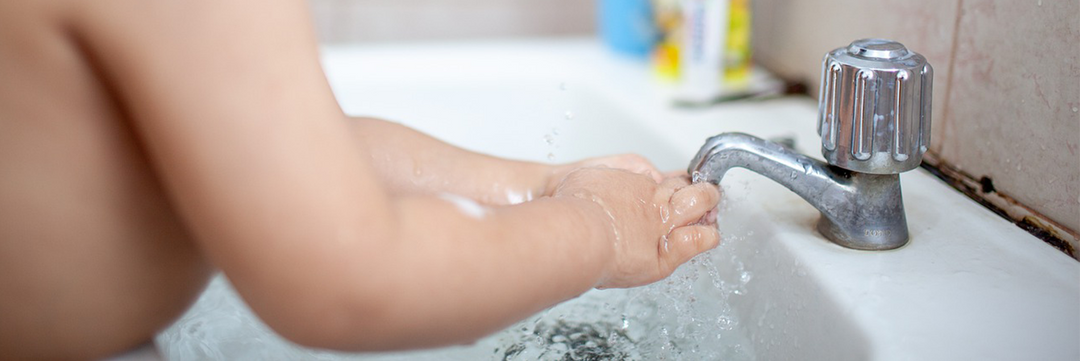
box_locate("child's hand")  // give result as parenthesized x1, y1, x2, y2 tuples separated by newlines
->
(544, 154, 663, 196)
(552, 168, 721, 289)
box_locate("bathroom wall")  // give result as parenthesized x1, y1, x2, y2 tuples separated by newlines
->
(751, 0, 1080, 258)
(308, 0, 594, 43)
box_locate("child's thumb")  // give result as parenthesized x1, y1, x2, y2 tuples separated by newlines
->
(661, 225, 721, 274)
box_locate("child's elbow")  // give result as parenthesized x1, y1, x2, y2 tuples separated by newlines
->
(261, 291, 404, 351)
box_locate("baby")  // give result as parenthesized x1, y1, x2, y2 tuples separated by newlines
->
(0, 0, 721, 359)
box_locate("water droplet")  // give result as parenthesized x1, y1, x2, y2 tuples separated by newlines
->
(739, 271, 752, 284)
(547, 152, 556, 162)
(691, 171, 703, 183)
(564, 111, 575, 120)
(543, 134, 555, 145)
(559, 82, 568, 91)
(789, 171, 798, 179)
(551, 127, 560, 136)
(1072, 106, 1078, 112)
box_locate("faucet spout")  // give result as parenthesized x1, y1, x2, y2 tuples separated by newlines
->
(689, 133, 908, 250)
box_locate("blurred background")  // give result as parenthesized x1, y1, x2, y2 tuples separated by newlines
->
(309, 0, 595, 43)
(307, 0, 1078, 254)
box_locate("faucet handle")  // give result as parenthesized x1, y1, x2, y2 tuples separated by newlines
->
(817, 39, 933, 174)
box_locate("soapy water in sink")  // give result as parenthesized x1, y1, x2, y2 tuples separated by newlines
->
(157, 186, 754, 360)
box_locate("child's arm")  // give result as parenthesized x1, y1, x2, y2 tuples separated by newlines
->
(69, 0, 719, 351)
(347, 116, 663, 205)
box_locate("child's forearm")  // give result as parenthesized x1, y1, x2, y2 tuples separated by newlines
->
(270, 192, 616, 351)
(347, 117, 552, 205)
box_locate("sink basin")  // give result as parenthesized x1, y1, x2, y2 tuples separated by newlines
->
(156, 39, 1079, 360)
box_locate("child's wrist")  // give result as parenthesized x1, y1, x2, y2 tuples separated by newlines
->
(551, 192, 619, 283)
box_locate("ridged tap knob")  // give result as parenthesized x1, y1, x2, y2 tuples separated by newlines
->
(817, 39, 933, 174)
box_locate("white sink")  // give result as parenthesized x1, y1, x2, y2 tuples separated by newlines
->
(157, 39, 1079, 360)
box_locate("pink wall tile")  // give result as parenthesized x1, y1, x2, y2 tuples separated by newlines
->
(752, 0, 959, 140)
(942, 0, 1079, 232)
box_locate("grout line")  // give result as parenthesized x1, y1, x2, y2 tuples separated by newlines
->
(920, 156, 1078, 261)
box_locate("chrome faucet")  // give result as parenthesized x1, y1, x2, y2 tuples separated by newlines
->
(689, 39, 933, 250)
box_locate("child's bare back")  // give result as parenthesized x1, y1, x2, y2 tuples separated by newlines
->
(0, 1, 721, 359)
(0, 1, 213, 358)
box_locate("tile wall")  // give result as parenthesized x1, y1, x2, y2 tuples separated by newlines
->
(752, 0, 1079, 257)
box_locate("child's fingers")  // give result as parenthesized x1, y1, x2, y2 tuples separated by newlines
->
(659, 175, 691, 190)
(668, 182, 720, 226)
(577, 154, 663, 182)
(655, 176, 690, 204)
(697, 207, 719, 226)
(660, 225, 721, 273)
(663, 170, 689, 179)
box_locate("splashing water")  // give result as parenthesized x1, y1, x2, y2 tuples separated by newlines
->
(691, 171, 707, 184)
(159, 247, 755, 361)
(493, 248, 753, 361)
(158, 187, 760, 361)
